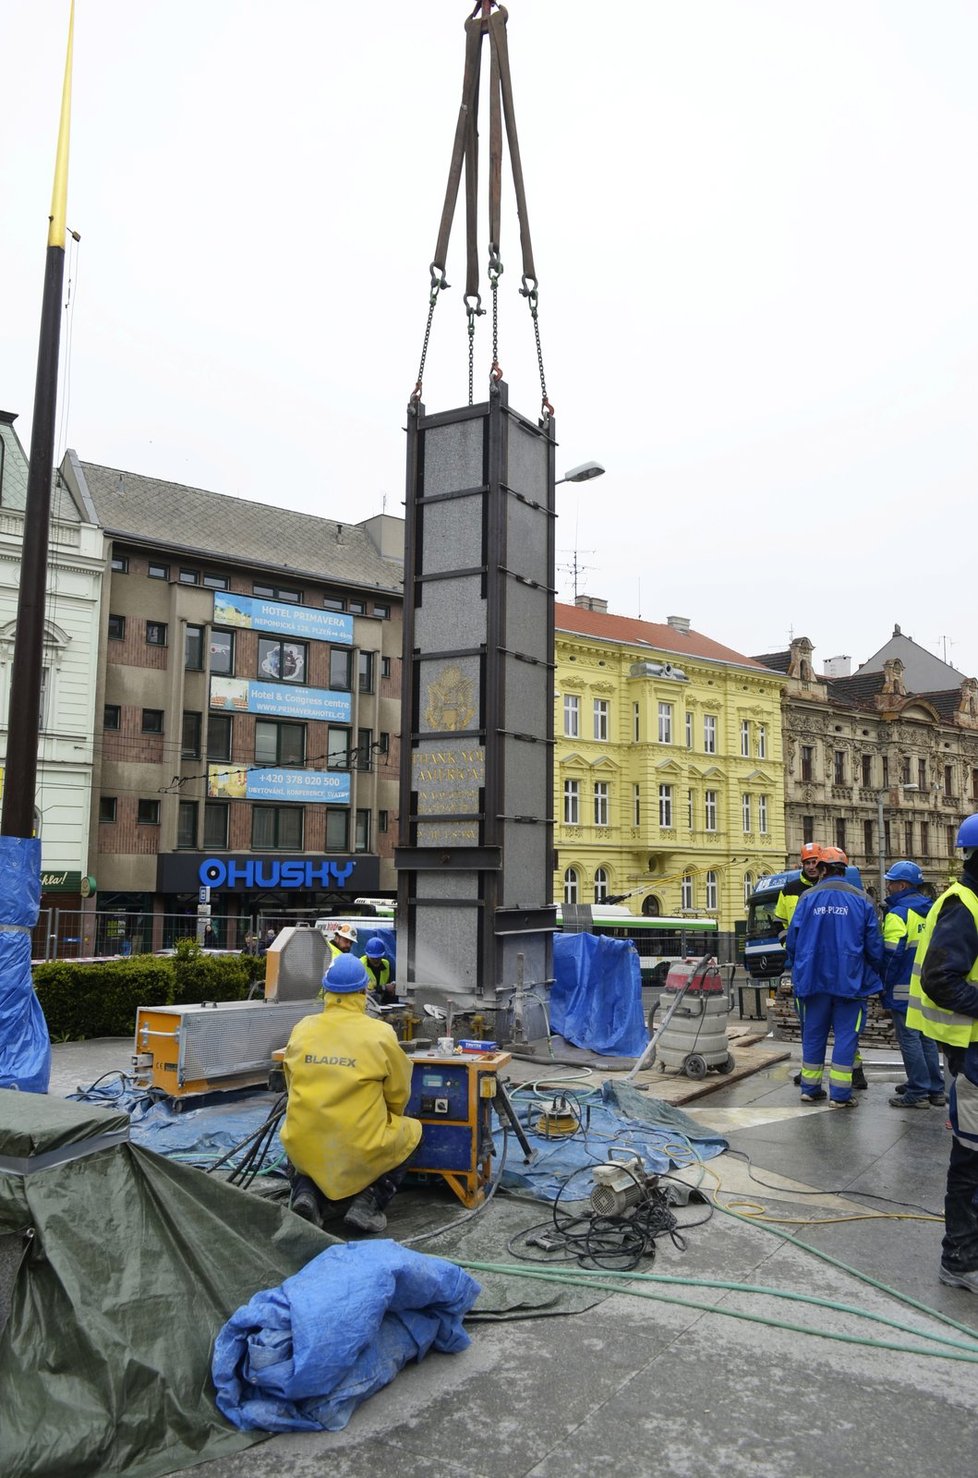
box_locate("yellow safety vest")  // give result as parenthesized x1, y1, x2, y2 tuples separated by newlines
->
(773, 875, 813, 930)
(906, 880, 978, 1045)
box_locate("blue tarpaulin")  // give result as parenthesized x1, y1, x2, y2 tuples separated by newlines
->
(550, 933, 649, 1058)
(0, 836, 50, 1092)
(496, 1081, 728, 1200)
(212, 1240, 480, 1432)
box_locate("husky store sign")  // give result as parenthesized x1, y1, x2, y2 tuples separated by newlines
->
(157, 853, 380, 894)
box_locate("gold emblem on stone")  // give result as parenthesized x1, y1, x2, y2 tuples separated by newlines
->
(425, 665, 476, 731)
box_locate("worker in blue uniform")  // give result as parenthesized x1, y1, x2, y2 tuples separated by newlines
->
(906, 815, 978, 1291)
(786, 845, 884, 1107)
(880, 860, 944, 1109)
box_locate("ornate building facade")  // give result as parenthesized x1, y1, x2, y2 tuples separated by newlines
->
(554, 599, 786, 930)
(759, 631, 978, 900)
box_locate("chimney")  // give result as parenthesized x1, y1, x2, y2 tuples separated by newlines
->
(667, 615, 691, 635)
(822, 655, 852, 679)
(575, 595, 608, 613)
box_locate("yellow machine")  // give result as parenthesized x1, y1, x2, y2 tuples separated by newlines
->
(404, 1050, 513, 1208)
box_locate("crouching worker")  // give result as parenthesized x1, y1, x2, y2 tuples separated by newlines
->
(280, 953, 422, 1235)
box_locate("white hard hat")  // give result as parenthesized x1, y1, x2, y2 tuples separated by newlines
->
(333, 923, 358, 944)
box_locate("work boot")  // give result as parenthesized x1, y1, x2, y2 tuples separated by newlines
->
(344, 1189, 387, 1235)
(929, 1092, 948, 1106)
(852, 1064, 869, 1090)
(894, 1082, 909, 1094)
(888, 1094, 930, 1109)
(830, 1096, 858, 1109)
(290, 1188, 323, 1228)
(800, 1088, 827, 1103)
(792, 1071, 802, 1087)
(939, 1265, 978, 1293)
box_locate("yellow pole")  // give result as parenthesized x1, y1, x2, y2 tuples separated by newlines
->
(47, 0, 75, 249)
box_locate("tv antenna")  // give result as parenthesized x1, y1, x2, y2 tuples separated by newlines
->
(557, 546, 596, 601)
(935, 634, 957, 665)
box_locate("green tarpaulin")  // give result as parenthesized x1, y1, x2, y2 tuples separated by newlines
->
(0, 1089, 335, 1478)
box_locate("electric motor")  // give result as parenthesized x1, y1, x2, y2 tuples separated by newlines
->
(590, 1155, 654, 1217)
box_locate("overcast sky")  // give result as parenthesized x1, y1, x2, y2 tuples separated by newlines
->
(3, 1, 977, 679)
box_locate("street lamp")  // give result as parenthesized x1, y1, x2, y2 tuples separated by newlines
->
(877, 784, 918, 900)
(556, 461, 605, 486)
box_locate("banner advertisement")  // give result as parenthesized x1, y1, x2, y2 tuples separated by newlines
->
(209, 676, 352, 724)
(207, 765, 351, 805)
(213, 592, 354, 646)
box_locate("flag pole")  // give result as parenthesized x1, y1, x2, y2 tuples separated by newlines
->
(0, 2, 74, 1093)
(1, 0, 75, 839)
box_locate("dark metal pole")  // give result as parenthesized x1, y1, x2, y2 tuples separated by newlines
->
(1, 246, 65, 839)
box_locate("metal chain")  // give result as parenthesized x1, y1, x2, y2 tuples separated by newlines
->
(467, 309, 476, 404)
(489, 252, 503, 384)
(525, 284, 553, 419)
(411, 277, 443, 405)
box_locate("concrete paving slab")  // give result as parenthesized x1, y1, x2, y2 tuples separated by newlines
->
(9, 1037, 978, 1478)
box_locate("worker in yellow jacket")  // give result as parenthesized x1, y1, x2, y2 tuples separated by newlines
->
(280, 952, 422, 1234)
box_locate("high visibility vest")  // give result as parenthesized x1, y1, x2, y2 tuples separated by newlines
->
(774, 874, 813, 930)
(906, 881, 978, 1045)
(881, 893, 930, 1007)
(361, 954, 391, 993)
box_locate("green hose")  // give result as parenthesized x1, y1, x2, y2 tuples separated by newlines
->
(457, 1260, 978, 1363)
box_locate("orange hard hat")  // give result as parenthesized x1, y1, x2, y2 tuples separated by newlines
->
(819, 845, 848, 866)
(800, 843, 821, 862)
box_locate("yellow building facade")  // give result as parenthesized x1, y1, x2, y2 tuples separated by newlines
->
(553, 602, 786, 930)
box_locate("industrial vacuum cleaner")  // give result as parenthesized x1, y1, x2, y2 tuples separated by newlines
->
(627, 957, 735, 1082)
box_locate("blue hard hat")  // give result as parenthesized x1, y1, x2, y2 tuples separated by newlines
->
(365, 937, 387, 957)
(322, 953, 369, 993)
(957, 815, 978, 850)
(884, 860, 924, 886)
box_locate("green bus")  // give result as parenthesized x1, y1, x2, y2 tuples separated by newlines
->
(554, 904, 719, 987)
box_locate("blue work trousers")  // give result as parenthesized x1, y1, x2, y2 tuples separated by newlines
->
(891, 1010, 944, 1102)
(796, 994, 864, 1103)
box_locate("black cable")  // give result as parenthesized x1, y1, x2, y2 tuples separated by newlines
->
(505, 1161, 685, 1273)
(722, 1147, 942, 1219)
(205, 1095, 286, 1180)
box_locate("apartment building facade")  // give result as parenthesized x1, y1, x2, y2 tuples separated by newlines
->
(60, 454, 404, 950)
(554, 599, 786, 930)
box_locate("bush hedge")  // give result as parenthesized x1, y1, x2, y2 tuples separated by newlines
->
(34, 940, 267, 1041)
